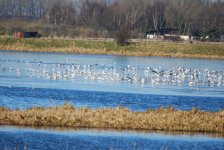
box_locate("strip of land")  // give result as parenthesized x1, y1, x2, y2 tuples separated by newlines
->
(0, 104, 223, 133)
(0, 37, 224, 59)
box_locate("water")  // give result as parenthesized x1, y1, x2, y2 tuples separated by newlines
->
(1, 86, 223, 111)
(0, 51, 224, 149)
(0, 51, 223, 111)
(0, 51, 224, 97)
(0, 126, 223, 150)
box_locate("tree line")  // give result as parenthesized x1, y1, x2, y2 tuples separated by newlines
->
(0, 0, 223, 39)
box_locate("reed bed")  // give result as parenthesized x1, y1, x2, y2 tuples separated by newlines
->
(0, 37, 224, 59)
(0, 104, 223, 133)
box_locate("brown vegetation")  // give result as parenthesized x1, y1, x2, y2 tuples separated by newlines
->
(0, 104, 223, 133)
(0, 37, 224, 59)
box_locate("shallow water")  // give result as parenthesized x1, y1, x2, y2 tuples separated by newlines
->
(0, 51, 224, 111)
(1, 86, 223, 111)
(0, 51, 224, 149)
(0, 51, 224, 97)
(0, 126, 223, 150)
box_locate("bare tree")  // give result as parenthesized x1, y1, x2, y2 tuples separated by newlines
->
(0, 0, 223, 38)
(45, 0, 76, 25)
(80, 0, 107, 30)
(150, 0, 166, 30)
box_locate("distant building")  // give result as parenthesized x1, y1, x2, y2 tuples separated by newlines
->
(164, 34, 192, 41)
(146, 28, 178, 39)
(13, 32, 24, 38)
(13, 32, 39, 38)
(146, 34, 156, 39)
(146, 28, 193, 41)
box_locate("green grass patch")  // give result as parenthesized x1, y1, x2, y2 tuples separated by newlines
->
(0, 37, 224, 59)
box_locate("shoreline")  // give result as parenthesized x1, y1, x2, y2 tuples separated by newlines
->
(0, 37, 224, 59)
(1, 104, 223, 133)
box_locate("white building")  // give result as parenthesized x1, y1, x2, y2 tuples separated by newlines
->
(164, 34, 192, 41)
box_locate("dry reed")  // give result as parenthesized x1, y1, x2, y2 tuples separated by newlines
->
(0, 104, 223, 133)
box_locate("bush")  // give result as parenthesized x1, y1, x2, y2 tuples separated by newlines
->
(72, 27, 94, 37)
(0, 29, 6, 35)
(115, 26, 131, 45)
(101, 29, 110, 38)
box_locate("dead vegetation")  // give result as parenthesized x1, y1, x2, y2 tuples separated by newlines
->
(0, 104, 223, 133)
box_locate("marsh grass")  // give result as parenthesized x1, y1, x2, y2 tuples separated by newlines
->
(0, 104, 223, 133)
(0, 37, 224, 59)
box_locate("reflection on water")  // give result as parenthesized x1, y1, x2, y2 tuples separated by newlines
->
(3, 126, 223, 139)
(0, 126, 223, 150)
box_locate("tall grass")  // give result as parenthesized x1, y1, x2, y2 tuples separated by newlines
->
(0, 37, 224, 59)
(0, 104, 223, 133)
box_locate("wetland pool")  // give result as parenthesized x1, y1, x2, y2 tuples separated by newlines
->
(0, 51, 223, 149)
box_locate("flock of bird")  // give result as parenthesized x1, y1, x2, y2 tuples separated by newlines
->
(0, 59, 223, 87)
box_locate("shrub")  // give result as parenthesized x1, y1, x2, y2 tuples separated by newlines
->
(72, 27, 94, 37)
(101, 29, 110, 38)
(115, 26, 131, 45)
(0, 29, 6, 35)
